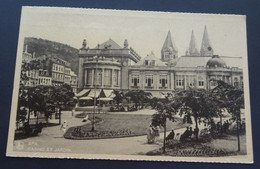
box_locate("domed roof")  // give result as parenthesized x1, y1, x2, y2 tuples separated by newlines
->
(206, 55, 227, 68)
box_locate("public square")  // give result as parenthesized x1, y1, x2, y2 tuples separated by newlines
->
(13, 110, 247, 156)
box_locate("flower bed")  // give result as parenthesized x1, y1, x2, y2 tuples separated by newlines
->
(147, 141, 231, 157)
(75, 112, 88, 118)
(64, 126, 134, 140)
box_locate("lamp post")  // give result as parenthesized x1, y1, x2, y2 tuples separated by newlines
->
(91, 56, 98, 131)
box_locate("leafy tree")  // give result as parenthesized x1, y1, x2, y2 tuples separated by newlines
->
(174, 88, 217, 140)
(17, 60, 42, 124)
(113, 90, 125, 110)
(125, 90, 152, 110)
(49, 84, 75, 124)
(151, 97, 178, 153)
(211, 80, 234, 135)
(214, 81, 244, 151)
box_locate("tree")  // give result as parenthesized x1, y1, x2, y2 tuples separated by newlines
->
(211, 80, 235, 135)
(151, 95, 178, 153)
(125, 90, 152, 110)
(113, 90, 125, 110)
(214, 81, 244, 151)
(17, 60, 42, 124)
(50, 84, 75, 124)
(174, 88, 217, 140)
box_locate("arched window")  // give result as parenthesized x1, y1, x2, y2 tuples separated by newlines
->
(234, 77, 239, 87)
(198, 76, 204, 87)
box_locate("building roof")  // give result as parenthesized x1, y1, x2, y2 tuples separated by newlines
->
(174, 55, 242, 69)
(134, 51, 166, 66)
(161, 31, 178, 52)
(188, 30, 200, 56)
(70, 71, 77, 77)
(94, 38, 122, 49)
(200, 26, 214, 56)
(206, 55, 227, 68)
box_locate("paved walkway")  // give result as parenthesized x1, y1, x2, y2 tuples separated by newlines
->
(14, 110, 185, 155)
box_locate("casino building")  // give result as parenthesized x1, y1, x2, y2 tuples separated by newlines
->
(77, 26, 243, 98)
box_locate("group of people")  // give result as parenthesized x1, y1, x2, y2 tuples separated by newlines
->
(147, 125, 201, 144)
(179, 127, 199, 142)
(210, 120, 231, 134)
(147, 124, 160, 144)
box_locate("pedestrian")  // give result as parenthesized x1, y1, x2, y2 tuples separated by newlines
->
(60, 120, 68, 134)
(189, 127, 193, 139)
(82, 115, 89, 122)
(147, 124, 155, 144)
(194, 127, 199, 139)
(166, 129, 175, 143)
(180, 127, 190, 142)
(154, 125, 160, 142)
(71, 108, 75, 116)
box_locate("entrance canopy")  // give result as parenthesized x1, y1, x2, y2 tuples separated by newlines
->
(79, 96, 92, 100)
(88, 89, 102, 98)
(150, 91, 167, 99)
(97, 97, 113, 101)
(75, 89, 90, 97)
(103, 89, 115, 98)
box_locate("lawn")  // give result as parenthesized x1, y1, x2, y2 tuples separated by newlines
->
(64, 113, 188, 139)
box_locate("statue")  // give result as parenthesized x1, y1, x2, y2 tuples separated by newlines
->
(124, 39, 128, 48)
(82, 39, 87, 49)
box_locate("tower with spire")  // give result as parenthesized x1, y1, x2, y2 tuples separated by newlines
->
(161, 31, 178, 62)
(187, 30, 200, 56)
(200, 25, 214, 56)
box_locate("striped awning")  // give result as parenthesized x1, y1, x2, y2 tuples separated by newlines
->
(79, 96, 92, 100)
(88, 89, 102, 98)
(103, 89, 115, 98)
(75, 89, 90, 97)
(97, 97, 113, 101)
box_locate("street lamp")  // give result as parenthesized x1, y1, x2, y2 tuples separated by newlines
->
(91, 56, 98, 131)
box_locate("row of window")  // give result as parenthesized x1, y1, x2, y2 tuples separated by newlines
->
(52, 64, 64, 73)
(131, 75, 168, 87)
(39, 78, 52, 85)
(84, 69, 119, 87)
(130, 74, 242, 88)
(26, 70, 38, 78)
(52, 72, 64, 81)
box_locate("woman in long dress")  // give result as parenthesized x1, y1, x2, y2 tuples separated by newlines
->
(60, 120, 68, 134)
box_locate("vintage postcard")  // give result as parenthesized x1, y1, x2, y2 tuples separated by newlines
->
(6, 6, 253, 163)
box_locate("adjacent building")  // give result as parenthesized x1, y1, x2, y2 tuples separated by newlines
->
(21, 46, 78, 92)
(77, 26, 243, 98)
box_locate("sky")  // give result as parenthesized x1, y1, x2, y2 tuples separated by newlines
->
(19, 7, 248, 59)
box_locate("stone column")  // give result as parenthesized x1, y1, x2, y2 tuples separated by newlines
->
(78, 58, 84, 91)
(111, 69, 114, 87)
(170, 72, 174, 90)
(101, 68, 104, 88)
(118, 69, 121, 88)
(184, 75, 187, 90)
(91, 69, 94, 87)
(84, 69, 87, 87)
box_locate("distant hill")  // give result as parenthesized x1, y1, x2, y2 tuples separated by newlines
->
(24, 37, 79, 74)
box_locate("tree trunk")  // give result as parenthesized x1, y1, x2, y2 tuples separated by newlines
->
(194, 116, 199, 140)
(163, 120, 166, 153)
(236, 115, 240, 152)
(36, 111, 38, 125)
(28, 107, 31, 125)
(59, 107, 61, 125)
(220, 115, 223, 136)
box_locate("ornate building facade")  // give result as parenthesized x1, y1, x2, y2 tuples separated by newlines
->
(77, 26, 243, 97)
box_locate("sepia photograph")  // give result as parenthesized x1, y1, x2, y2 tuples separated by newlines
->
(6, 6, 253, 163)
